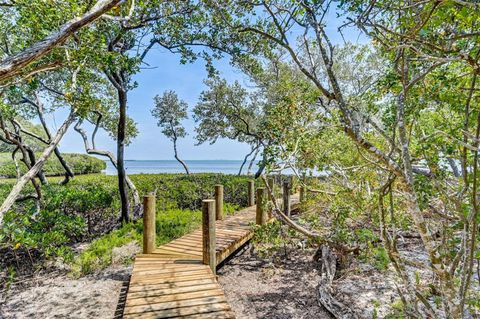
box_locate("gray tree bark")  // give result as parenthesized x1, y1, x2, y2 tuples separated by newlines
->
(0, 111, 76, 225)
(0, 0, 122, 82)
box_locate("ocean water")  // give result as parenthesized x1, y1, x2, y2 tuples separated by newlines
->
(104, 160, 260, 175)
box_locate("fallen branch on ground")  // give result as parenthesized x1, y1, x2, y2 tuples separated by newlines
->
(315, 245, 358, 319)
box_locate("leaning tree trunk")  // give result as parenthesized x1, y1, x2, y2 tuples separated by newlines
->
(0, 111, 76, 225)
(0, 0, 122, 82)
(247, 146, 260, 175)
(74, 118, 141, 217)
(238, 144, 257, 175)
(34, 95, 75, 184)
(117, 88, 130, 223)
(173, 136, 189, 175)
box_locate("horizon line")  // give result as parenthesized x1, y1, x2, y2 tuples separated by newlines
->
(120, 159, 259, 162)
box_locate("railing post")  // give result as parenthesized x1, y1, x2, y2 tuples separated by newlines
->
(215, 185, 224, 221)
(256, 187, 267, 225)
(202, 199, 216, 274)
(283, 180, 291, 216)
(248, 180, 255, 206)
(143, 194, 156, 254)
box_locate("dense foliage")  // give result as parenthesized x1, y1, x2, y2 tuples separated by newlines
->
(0, 153, 106, 178)
(1, 0, 480, 317)
(0, 173, 261, 282)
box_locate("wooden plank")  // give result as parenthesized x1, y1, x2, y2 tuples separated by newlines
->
(183, 233, 242, 241)
(132, 267, 208, 277)
(163, 242, 203, 252)
(126, 283, 222, 301)
(135, 254, 202, 261)
(134, 258, 202, 264)
(131, 268, 211, 280)
(132, 265, 207, 273)
(125, 309, 235, 319)
(124, 295, 229, 316)
(214, 228, 248, 235)
(124, 290, 227, 313)
(127, 278, 217, 293)
(170, 237, 232, 246)
(155, 246, 203, 256)
(133, 262, 202, 271)
(169, 310, 236, 319)
(130, 270, 212, 284)
(125, 301, 231, 318)
(128, 275, 217, 290)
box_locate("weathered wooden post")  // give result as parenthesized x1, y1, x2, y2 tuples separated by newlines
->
(215, 185, 224, 221)
(256, 187, 267, 225)
(143, 194, 156, 254)
(283, 179, 291, 216)
(248, 180, 255, 206)
(202, 199, 216, 274)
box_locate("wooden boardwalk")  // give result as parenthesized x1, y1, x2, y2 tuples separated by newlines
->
(123, 193, 299, 319)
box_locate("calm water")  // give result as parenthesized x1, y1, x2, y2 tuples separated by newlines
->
(104, 160, 260, 175)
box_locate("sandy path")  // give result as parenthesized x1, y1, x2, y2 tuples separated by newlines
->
(218, 246, 332, 319)
(1, 244, 333, 319)
(0, 267, 131, 319)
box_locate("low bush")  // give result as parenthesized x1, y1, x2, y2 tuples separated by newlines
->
(70, 208, 202, 277)
(0, 173, 262, 279)
(0, 153, 106, 178)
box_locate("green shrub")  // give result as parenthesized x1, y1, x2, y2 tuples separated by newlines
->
(0, 153, 106, 178)
(0, 173, 261, 277)
(70, 222, 141, 277)
(251, 221, 287, 257)
(0, 207, 86, 260)
(71, 208, 202, 277)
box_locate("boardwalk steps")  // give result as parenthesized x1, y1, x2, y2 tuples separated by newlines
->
(123, 189, 299, 318)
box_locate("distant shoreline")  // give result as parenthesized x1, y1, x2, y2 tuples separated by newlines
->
(121, 159, 255, 162)
(104, 159, 261, 175)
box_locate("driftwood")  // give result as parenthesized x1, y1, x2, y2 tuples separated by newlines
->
(315, 245, 357, 319)
(261, 175, 358, 317)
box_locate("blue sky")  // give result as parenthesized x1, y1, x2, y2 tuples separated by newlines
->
(55, 52, 251, 160)
(52, 6, 366, 161)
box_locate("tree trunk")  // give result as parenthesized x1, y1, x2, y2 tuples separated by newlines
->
(247, 146, 260, 175)
(74, 119, 141, 216)
(396, 92, 460, 316)
(0, 111, 76, 225)
(238, 144, 257, 175)
(34, 96, 75, 184)
(25, 147, 48, 185)
(117, 88, 130, 223)
(316, 245, 357, 319)
(173, 137, 190, 175)
(0, 0, 122, 82)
